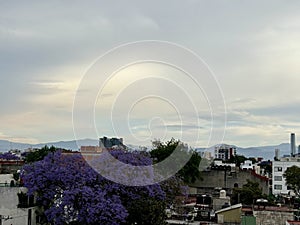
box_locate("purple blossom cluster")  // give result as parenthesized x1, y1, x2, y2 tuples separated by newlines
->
(0, 152, 20, 160)
(21, 150, 174, 224)
(87, 150, 160, 186)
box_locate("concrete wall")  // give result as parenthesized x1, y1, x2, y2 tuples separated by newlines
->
(0, 187, 36, 225)
(254, 210, 294, 225)
(213, 197, 231, 211)
(190, 169, 269, 195)
(217, 207, 242, 224)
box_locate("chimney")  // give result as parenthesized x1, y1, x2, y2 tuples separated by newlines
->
(275, 149, 279, 160)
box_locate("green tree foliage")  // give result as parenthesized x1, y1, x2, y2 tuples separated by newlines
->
(232, 180, 264, 205)
(24, 145, 57, 163)
(226, 154, 247, 167)
(283, 165, 300, 196)
(13, 172, 20, 181)
(126, 198, 167, 225)
(248, 157, 257, 164)
(150, 138, 202, 183)
(260, 161, 272, 175)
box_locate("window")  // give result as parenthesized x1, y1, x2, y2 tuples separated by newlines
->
(274, 185, 282, 190)
(274, 176, 282, 181)
(274, 167, 282, 172)
(28, 209, 32, 225)
(18, 192, 35, 208)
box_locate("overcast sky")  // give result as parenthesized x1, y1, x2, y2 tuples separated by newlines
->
(0, 0, 299, 147)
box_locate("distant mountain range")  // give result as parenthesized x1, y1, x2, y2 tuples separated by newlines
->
(0, 139, 292, 160)
(236, 143, 292, 160)
(196, 143, 292, 160)
(0, 139, 99, 152)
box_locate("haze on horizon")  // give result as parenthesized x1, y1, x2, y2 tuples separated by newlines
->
(0, 1, 300, 148)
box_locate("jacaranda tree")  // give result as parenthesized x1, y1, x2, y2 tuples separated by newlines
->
(22, 150, 181, 224)
(0, 152, 20, 160)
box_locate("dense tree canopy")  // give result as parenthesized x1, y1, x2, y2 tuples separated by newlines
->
(226, 154, 247, 167)
(283, 165, 300, 197)
(23, 145, 57, 163)
(232, 180, 264, 205)
(22, 150, 181, 224)
(150, 138, 202, 183)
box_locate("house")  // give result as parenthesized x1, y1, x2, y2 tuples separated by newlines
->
(240, 160, 254, 170)
(0, 185, 38, 225)
(215, 203, 242, 224)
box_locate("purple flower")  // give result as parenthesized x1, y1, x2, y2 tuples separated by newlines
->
(21, 150, 177, 224)
(0, 152, 20, 160)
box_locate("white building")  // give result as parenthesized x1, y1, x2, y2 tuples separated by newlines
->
(214, 160, 236, 169)
(272, 157, 300, 195)
(240, 160, 254, 170)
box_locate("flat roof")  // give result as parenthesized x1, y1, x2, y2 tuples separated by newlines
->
(215, 203, 242, 214)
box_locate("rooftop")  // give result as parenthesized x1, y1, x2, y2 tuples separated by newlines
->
(215, 203, 242, 214)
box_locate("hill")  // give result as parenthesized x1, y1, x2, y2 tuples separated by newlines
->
(0, 139, 292, 160)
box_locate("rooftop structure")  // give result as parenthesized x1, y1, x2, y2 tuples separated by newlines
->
(99, 136, 126, 149)
(240, 160, 254, 170)
(80, 146, 103, 153)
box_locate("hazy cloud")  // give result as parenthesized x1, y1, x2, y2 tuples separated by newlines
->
(0, 0, 299, 146)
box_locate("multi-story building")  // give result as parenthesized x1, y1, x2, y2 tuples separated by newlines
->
(272, 157, 300, 195)
(214, 144, 236, 161)
(99, 136, 126, 149)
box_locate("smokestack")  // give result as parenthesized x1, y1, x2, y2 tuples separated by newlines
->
(275, 149, 279, 160)
(291, 133, 296, 157)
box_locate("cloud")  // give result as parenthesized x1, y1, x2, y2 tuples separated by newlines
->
(0, 132, 38, 144)
(0, 0, 299, 146)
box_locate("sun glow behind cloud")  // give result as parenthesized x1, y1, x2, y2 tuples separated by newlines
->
(92, 62, 213, 146)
